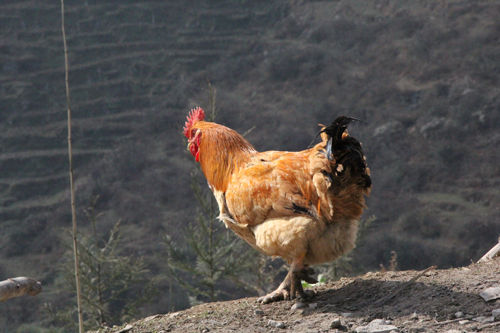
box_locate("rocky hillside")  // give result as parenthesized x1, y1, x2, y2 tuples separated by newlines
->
(92, 257, 500, 333)
(1, 0, 499, 331)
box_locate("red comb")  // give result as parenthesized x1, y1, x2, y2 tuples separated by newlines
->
(183, 107, 205, 138)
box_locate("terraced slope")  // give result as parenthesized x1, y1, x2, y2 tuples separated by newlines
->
(0, 1, 288, 330)
(0, 0, 285, 246)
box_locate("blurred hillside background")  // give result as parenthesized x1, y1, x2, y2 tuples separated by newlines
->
(1, 0, 499, 331)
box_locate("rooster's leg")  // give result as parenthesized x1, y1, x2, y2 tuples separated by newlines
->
(257, 261, 317, 304)
(256, 269, 292, 304)
(289, 262, 318, 300)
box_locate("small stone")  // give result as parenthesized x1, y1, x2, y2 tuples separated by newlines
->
(145, 314, 161, 322)
(473, 315, 495, 323)
(268, 319, 286, 329)
(408, 328, 424, 333)
(410, 312, 418, 320)
(201, 329, 209, 333)
(291, 302, 307, 311)
(354, 319, 398, 333)
(341, 312, 354, 317)
(308, 303, 318, 309)
(169, 311, 181, 318)
(444, 330, 462, 333)
(492, 308, 500, 319)
(479, 287, 500, 301)
(117, 324, 133, 333)
(458, 320, 470, 325)
(254, 309, 264, 315)
(454, 311, 464, 318)
(330, 318, 342, 329)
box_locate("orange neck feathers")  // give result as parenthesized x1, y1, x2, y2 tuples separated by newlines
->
(194, 121, 256, 192)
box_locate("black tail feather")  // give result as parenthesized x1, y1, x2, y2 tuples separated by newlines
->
(322, 116, 360, 159)
(322, 116, 371, 190)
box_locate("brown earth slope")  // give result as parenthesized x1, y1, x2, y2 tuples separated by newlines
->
(93, 257, 500, 333)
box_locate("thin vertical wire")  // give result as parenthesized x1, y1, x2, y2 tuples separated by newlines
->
(60, 1, 84, 332)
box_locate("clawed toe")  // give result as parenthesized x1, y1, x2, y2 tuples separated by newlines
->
(257, 288, 289, 304)
(257, 264, 318, 304)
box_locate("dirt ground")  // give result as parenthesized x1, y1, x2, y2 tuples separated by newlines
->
(93, 257, 499, 333)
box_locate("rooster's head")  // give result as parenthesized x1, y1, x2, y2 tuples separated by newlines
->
(183, 107, 205, 162)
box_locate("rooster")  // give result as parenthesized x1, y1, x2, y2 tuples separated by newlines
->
(183, 107, 371, 303)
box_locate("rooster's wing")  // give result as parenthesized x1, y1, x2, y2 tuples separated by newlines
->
(224, 148, 329, 227)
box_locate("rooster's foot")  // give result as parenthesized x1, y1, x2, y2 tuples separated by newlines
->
(257, 287, 290, 304)
(257, 266, 317, 304)
(291, 266, 317, 300)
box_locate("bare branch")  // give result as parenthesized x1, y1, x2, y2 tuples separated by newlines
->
(60, 0, 84, 332)
(478, 237, 500, 263)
